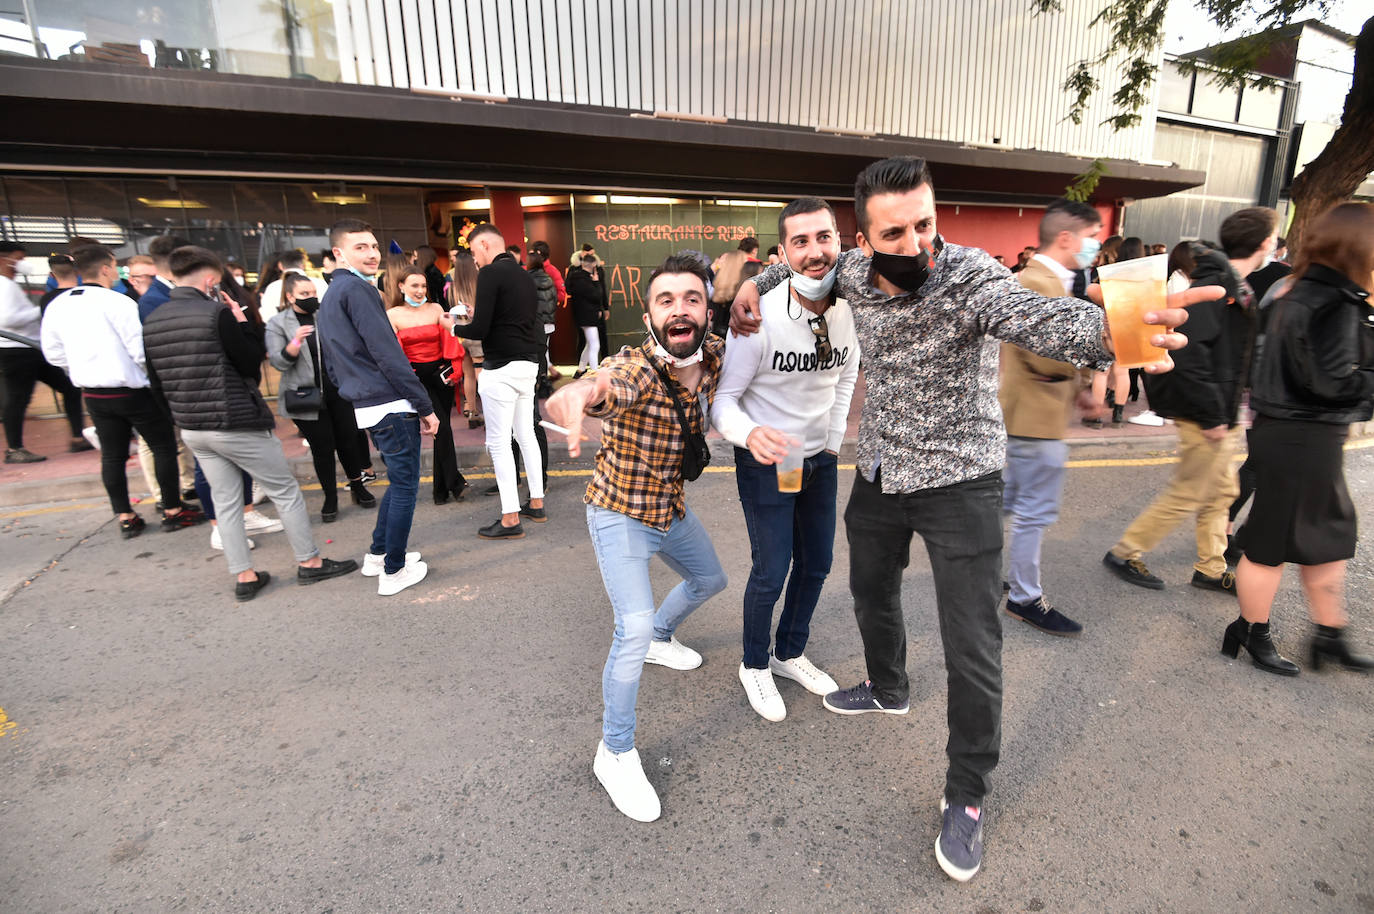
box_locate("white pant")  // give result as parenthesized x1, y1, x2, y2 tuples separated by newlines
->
(577, 326, 600, 370)
(478, 360, 545, 514)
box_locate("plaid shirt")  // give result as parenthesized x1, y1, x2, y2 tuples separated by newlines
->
(583, 335, 725, 530)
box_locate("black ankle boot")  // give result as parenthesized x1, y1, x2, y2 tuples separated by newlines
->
(1106, 390, 1117, 409)
(1310, 625, 1373, 672)
(1221, 616, 1299, 676)
(321, 495, 338, 523)
(350, 480, 377, 508)
(1112, 404, 1124, 425)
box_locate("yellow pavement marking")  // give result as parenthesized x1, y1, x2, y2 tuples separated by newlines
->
(4, 436, 1373, 519)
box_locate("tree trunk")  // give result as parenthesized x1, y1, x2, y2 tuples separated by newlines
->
(1286, 15, 1374, 258)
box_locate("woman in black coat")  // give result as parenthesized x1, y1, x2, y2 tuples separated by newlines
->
(567, 252, 606, 377)
(1225, 203, 1374, 676)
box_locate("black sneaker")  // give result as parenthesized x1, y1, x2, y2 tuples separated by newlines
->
(1191, 570, 1237, 595)
(1005, 596, 1083, 637)
(297, 557, 360, 585)
(483, 483, 500, 497)
(119, 515, 146, 539)
(70, 437, 95, 453)
(235, 571, 271, 602)
(478, 519, 524, 539)
(519, 502, 547, 523)
(822, 680, 909, 716)
(180, 488, 200, 502)
(5, 447, 46, 464)
(1102, 551, 1165, 590)
(358, 469, 378, 485)
(936, 799, 984, 882)
(161, 507, 207, 531)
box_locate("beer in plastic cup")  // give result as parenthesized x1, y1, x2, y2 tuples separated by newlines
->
(776, 439, 804, 493)
(1097, 253, 1169, 369)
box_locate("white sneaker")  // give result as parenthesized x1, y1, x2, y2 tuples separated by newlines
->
(769, 652, 840, 696)
(1127, 410, 1166, 427)
(378, 560, 428, 596)
(209, 526, 255, 551)
(593, 740, 661, 822)
(644, 636, 702, 670)
(242, 509, 284, 534)
(738, 664, 786, 722)
(251, 481, 267, 505)
(360, 551, 421, 577)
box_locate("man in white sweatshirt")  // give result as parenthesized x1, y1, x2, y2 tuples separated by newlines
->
(713, 197, 860, 722)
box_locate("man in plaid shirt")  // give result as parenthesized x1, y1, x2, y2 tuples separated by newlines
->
(545, 253, 728, 824)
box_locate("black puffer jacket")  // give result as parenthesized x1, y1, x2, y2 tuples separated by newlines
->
(530, 266, 557, 326)
(144, 288, 273, 431)
(1142, 243, 1256, 428)
(1249, 264, 1374, 425)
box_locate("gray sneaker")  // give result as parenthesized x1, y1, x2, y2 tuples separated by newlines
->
(935, 798, 984, 882)
(822, 680, 909, 715)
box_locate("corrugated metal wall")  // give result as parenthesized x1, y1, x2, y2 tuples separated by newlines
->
(332, 0, 1158, 162)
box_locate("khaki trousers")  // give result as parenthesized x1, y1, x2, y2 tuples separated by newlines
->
(1111, 420, 1241, 577)
(136, 427, 196, 502)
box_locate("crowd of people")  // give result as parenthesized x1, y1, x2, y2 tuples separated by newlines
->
(1, 153, 1371, 884)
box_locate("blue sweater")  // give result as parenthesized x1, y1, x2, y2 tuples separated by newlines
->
(316, 270, 434, 416)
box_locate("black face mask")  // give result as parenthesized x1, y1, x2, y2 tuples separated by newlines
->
(294, 296, 319, 315)
(870, 236, 944, 294)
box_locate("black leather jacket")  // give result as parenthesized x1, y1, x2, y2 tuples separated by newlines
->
(1142, 243, 1255, 428)
(1249, 264, 1374, 425)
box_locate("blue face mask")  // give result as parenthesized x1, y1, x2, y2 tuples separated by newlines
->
(403, 294, 426, 308)
(1075, 236, 1102, 270)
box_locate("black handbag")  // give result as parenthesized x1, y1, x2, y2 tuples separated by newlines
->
(652, 363, 710, 481)
(283, 328, 323, 416)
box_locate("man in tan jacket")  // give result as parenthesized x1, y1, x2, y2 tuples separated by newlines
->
(998, 198, 1105, 635)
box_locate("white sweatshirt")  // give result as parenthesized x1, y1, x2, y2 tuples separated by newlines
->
(713, 281, 860, 456)
(0, 275, 40, 348)
(41, 285, 150, 389)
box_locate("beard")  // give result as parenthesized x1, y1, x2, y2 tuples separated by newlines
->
(651, 314, 707, 359)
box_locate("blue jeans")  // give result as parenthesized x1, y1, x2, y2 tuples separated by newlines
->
(586, 504, 728, 753)
(1002, 436, 1068, 604)
(367, 412, 421, 574)
(734, 447, 837, 668)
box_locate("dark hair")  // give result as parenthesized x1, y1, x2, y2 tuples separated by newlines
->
(645, 253, 710, 309)
(148, 235, 190, 262)
(1292, 203, 1374, 290)
(766, 244, 779, 257)
(1118, 237, 1145, 261)
(319, 249, 335, 265)
(283, 271, 315, 299)
(223, 266, 264, 327)
(740, 260, 765, 282)
(1218, 207, 1278, 260)
(167, 245, 224, 279)
(413, 245, 437, 270)
(468, 222, 503, 245)
(386, 265, 427, 308)
(777, 196, 837, 243)
(279, 249, 306, 270)
(527, 250, 546, 270)
(256, 255, 284, 295)
(1167, 241, 1196, 280)
(329, 218, 373, 248)
(581, 243, 595, 252)
(854, 156, 934, 233)
(737, 236, 759, 254)
(506, 244, 522, 255)
(0, 241, 26, 255)
(1038, 197, 1101, 247)
(1275, 236, 1286, 250)
(48, 253, 76, 280)
(72, 244, 116, 276)
(531, 240, 552, 258)
(1099, 235, 1124, 265)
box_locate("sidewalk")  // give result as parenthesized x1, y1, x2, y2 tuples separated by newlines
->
(0, 373, 1180, 508)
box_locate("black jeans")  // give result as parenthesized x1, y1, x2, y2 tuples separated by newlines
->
(845, 468, 1004, 806)
(291, 387, 371, 505)
(84, 388, 180, 515)
(0, 347, 84, 448)
(410, 359, 465, 500)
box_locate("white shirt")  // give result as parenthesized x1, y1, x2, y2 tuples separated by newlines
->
(41, 285, 150, 389)
(0, 274, 40, 349)
(260, 271, 328, 313)
(713, 281, 861, 456)
(354, 398, 419, 429)
(1032, 253, 1076, 296)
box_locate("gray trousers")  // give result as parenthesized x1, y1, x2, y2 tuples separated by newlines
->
(182, 428, 318, 575)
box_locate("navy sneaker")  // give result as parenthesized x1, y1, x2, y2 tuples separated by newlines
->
(936, 798, 984, 882)
(822, 680, 909, 716)
(1005, 596, 1083, 637)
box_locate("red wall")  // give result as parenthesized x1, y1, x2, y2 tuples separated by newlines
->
(932, 202, 1117, 261)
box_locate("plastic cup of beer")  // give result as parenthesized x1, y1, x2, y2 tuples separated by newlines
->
(776, 439, 804, 493)
(1096, 253, 1169, 369)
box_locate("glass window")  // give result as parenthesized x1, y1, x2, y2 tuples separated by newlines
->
(1238, 82, 1285, 130)
(1190, 75, 1240, 123)
(1158, 62, 1193, 115)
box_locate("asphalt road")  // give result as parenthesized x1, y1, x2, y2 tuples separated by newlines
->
(1, 447, 1371, 914)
